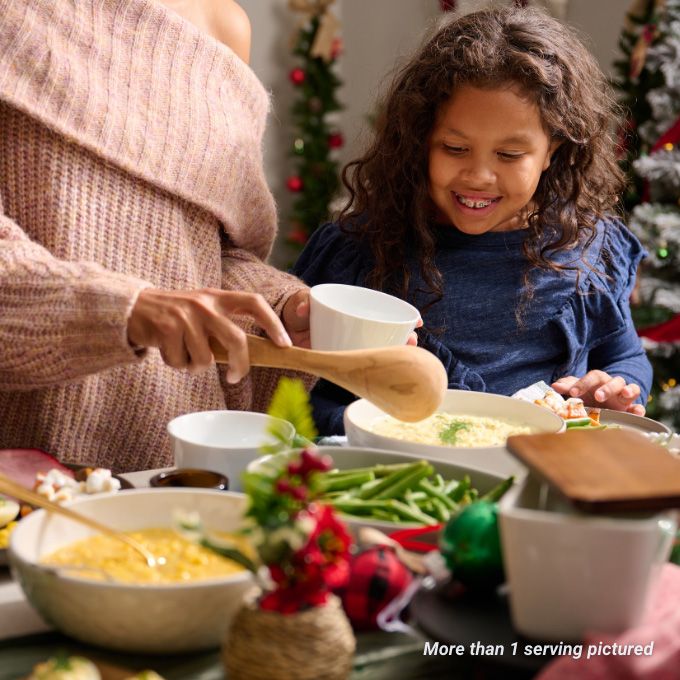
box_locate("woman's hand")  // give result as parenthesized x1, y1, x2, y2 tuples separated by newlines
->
(551, 371, 645, 416)
(127, 288, 291, 382)
(282, 289, 310, 348)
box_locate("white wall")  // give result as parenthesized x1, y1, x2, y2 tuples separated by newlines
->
(240, 0, 631, 266)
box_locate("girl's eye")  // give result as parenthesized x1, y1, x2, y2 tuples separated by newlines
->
(443, 144, 466, 155)
(498, 152, 524, 161)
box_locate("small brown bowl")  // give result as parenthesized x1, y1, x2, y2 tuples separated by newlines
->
(149, 468, 229, 490)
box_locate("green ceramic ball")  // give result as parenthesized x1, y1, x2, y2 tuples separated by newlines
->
(440, 501, 504, 590)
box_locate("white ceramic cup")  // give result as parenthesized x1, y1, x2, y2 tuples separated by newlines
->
(167, 411, 295, 492)
(309, 283, 420, 351)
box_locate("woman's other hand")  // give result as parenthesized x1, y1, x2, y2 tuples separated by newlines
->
(551, 371, 645, 416)
(127, 288, 291, 382)
(282, 289, 310, 348)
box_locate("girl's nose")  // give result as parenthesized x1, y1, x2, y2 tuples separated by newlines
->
(460, 159, 495, 186)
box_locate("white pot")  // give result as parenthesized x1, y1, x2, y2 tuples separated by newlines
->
(498, 475, 677, 641)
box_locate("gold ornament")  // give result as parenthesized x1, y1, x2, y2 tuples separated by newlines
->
(288, 0, 340, 63)
(663, 142, 674, 151)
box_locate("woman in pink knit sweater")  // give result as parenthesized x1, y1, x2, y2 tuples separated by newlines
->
(0, 0, 312, 471)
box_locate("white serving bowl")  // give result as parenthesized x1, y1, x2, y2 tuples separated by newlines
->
(168, 410, 294, 491)
(310, 283, 420, 351)
(344, 390, 565, 477)
(248, 446, 505, 533)
(498, 475, 677, 641)
(9, 489, 253, 654)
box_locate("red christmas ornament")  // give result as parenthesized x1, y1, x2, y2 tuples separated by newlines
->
(289, 67, 306, 86)
(327, 132, 344, 149)
(288, 228, 308, 246)
(286, 176, 303, 192)
(338, 546, 413, 631)
(651, 114, 680, 153)
(638, 313, 680, 343)
(330, 37, 343, 60)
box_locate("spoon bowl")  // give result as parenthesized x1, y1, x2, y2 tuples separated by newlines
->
(211, 335, 447, 422)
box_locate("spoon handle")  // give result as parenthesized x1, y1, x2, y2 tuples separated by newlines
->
(0, 473, 157, 567)
(210, 335, 325, 370)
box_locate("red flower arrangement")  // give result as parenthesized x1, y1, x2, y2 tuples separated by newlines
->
(241, 448, 352, 615)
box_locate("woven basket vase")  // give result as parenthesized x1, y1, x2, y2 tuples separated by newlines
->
(223, 594, 355, 680)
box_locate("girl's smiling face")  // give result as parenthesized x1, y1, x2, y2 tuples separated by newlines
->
(428, 85, 558, 234)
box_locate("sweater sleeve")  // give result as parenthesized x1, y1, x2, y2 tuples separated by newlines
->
(0, 200, 152, 391)
(219, 246, 317, 413)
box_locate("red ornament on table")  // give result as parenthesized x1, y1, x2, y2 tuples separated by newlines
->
(289, 67, 306, 85)
(286, 176, 304, 192)
(327, 132, 344, 149)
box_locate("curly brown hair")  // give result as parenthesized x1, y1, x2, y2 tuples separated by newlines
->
(338, 6, 626, 315)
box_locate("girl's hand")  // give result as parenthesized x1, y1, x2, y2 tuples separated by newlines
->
(551, 371, 646, 416)
(406, 318, 424, 346)
(128, 288, 291, 382)
(282, 289, 310, 348)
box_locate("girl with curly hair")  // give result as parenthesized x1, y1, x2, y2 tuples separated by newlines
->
(293, 5, 652, 435)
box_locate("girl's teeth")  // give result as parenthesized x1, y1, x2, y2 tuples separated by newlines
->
(457, 194, 494, 208)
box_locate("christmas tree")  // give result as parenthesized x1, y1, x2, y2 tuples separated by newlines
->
(614, 0, 680, 429)
(286, 0, 343, 251)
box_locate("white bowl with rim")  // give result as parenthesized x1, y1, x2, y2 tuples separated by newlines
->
(344, 390, 565, 477)
(310, 283, 420, 351)
(9, 488, 253, 654)
(247, 445, 507, 533)
(168, 410, 294, 492)
(498, 475, 677, 641)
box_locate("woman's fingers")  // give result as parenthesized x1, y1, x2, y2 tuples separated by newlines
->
(219, 291, 291, 347)
(210, 317, 249, 383)
(182, 320, 214, 374)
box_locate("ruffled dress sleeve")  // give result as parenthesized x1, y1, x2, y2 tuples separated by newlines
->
(549, 218, 652, 403)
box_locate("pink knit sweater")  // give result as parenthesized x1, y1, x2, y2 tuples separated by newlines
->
(0, 0, 310, 471)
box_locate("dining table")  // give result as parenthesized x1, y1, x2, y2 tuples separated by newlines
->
(0, 468, 550, 680)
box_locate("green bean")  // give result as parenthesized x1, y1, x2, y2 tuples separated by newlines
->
(357, 461, 427, 500)
(419, 479, 458, 510)
(449, 475, 471, 502)
(431, 498, 451, 523)
(373, 463, 433, 500)
(480, 476, 515, 503)
(321, 471, 374, 493)
(325, 463, 413, 478)
(388, 500, 439, 526)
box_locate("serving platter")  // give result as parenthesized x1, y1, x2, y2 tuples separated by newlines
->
(0, 465, 133, 567)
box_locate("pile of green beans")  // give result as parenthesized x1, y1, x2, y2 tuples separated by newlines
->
(318, 460, 513, 526)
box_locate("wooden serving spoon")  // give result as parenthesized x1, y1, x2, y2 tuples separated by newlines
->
(0, 474, 161, 568)
(210, 335, 448, 422)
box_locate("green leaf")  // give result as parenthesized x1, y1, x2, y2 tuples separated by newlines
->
(266, 377, 318, 443)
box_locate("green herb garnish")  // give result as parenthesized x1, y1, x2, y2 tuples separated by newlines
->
(439, 420, 471, 445)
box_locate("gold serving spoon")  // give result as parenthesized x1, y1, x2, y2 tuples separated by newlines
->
(211, 335, 448, 422)
(0, 473, 161, 568)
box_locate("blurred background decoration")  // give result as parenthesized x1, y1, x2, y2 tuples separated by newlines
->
(285, 0, 344, 253)
(615, 0, 680, 429)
